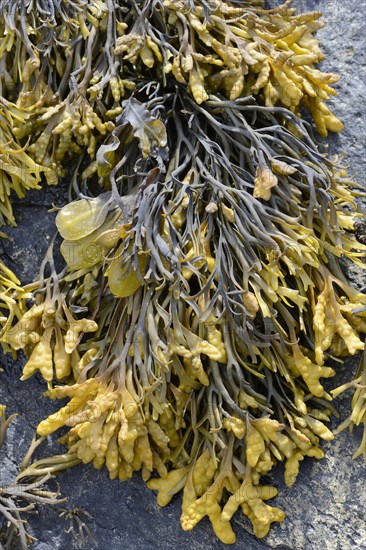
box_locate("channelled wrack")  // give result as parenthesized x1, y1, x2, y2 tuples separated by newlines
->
(0, 0, 365, 546)
(2, 87, 364, 543)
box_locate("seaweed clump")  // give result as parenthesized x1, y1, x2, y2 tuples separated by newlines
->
(0, 0, 365, 546)
(0, 406, 67, 549)
(3, 85, 365, 542)
(0, 0, 344, 223)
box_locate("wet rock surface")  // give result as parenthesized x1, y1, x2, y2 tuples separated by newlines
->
(0, 1, 365, 549)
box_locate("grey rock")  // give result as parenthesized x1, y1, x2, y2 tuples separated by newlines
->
(0, 1, 365, 549)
